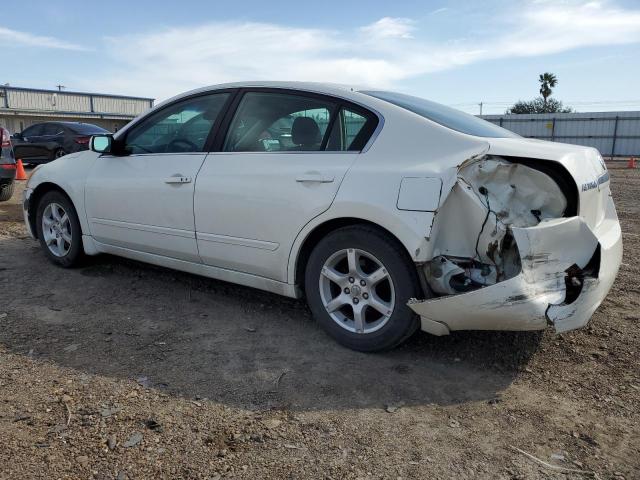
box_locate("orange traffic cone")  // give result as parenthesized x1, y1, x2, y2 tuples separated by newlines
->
(628, 157, 637, 169)
(15, 159, 27, 180)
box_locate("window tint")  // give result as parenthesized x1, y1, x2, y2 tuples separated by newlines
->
(23, 124, 43, 137)
(43, 124, 64, 136)
(125, 93, 230, 154)
(326, 108, 369, 151)
(223, 92, 337, 152)
(363, 91, 518, 138)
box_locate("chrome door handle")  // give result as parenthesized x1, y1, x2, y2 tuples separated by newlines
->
(295, 172, 334, 183)
(165, 174, 192, 184)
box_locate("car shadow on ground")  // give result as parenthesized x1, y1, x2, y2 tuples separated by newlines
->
(0, 237, 542, 411)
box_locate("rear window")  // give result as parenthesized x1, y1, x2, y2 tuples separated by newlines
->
(69, 123, 109, 135)
(363, 91, 518, 139)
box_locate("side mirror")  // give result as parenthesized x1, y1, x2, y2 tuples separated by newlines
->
(90, 134, 113, 153)
(12, 132, 22, 140)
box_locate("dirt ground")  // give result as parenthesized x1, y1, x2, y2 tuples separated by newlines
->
(0, 165, 638, 479)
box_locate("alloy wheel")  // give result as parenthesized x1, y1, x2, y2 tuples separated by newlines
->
(319, 248, 395, 334)
(42, 202, 72, 257)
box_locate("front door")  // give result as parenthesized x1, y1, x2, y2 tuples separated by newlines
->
(194, 90, 376, 281)
(14, 124, 48, 161)
(85, 92, 231, 262)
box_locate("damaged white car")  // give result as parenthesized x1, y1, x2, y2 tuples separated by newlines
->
(22, 82, 622, 351)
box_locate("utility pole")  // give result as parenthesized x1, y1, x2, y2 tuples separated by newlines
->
(56, 84, 66, 91)
(479, 102, 483, 115)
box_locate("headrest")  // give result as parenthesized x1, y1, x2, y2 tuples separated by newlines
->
(291, 117, 321, 146)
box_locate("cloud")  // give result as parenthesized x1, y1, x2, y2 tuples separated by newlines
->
(0, 26, 88, 51)
(84, 1, 640, 100)
(359, 17, 415, 39)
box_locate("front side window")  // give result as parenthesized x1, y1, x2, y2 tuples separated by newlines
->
(125, 93, 230, 154)
(223, 92, 337, 152)
(23, 124, 43, 137)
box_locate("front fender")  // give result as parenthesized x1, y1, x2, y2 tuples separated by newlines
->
(25, 151, 100, 237)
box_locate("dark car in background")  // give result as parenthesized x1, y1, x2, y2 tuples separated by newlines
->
(0, 126, 16, 201)
(12, 122, 109, 164)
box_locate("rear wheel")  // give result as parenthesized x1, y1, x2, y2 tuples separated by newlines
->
(0, 181, 14, 201)
(54, 148, 66, 159)
(35, 191, 84, 267)
(305, 225, 421, 351)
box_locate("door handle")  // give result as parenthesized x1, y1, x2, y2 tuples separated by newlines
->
(295, 172, 334, 183)
(164, 174, 192, 184)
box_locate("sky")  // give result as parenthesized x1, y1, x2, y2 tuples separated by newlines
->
(2, 0, 640, 114)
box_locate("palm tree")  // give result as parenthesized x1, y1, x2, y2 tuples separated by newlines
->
(539, 73, 558, 106)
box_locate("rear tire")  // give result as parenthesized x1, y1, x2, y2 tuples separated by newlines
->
(35, 191, 84, 267)
(305, 225, 421, 352)
(54, 148, 66, 160)
(0, 181, 14, 201)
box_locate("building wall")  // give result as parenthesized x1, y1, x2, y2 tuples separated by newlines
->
(481, 111, 640, 157)
(0, 86, 153, 134)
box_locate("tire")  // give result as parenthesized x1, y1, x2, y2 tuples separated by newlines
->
(0, 181, 14, 201)
(305, 225, 421, 352)
(35, 190, 84, 267)
(54, 148, 66, 160)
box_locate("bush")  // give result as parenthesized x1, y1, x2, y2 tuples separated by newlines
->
(507, 97, 572, 114)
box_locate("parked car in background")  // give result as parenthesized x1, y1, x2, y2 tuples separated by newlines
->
(12, 122, 109, 164)
(0, 127, 16, 201)
(22, 82, 622, 351)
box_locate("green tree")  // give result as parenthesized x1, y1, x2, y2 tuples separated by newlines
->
(507, 97, 572, 114)
(538, 72, 558, 106)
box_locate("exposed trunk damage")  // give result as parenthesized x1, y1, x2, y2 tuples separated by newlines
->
(410, 155, 603, 335)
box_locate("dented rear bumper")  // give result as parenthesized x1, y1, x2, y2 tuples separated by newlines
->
(409, 194, 622, 335)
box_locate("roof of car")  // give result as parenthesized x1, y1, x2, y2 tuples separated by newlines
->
(155, 81, 371, 111)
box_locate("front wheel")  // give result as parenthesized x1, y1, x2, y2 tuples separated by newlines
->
(0, 181, 14, 201)
(35, 191, 84, 267)
(305, 225, 421, 352)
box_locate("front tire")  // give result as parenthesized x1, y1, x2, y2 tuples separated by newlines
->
(35, 191, 84, 267)
(0, 181, 14, 201)
(305, 225, 421, 352)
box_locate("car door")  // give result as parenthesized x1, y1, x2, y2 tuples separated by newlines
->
(85, 91, 232, 262)
(194, 89, 377, 281)
(14, 124, 46, 161)
(41, 123, 65, 157)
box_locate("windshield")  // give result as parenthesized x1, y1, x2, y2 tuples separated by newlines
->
(363, 91, 518, 139)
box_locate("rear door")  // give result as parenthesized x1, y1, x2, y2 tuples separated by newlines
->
(85, 91, 233, 262)
(41, 123, 65, 155)
(194, 89, 377, 281)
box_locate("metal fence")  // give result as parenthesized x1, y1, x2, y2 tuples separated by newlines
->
(481, 111, 640, 157)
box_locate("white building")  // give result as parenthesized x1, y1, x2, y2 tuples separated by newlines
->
(0, 86, 154, 134)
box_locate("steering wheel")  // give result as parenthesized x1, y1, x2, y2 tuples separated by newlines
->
(167, 138, 199, 152)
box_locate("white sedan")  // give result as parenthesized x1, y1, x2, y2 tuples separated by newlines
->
(23, 82, 622, 351)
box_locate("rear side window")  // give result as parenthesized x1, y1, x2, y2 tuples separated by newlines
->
(70, 123, 109, 135)
(326, 108, 371, 151)
(223, 91, 379, 152)
(223, 92, 336, 152)
(43, 124, 64, 136)
(363, 90, 518, 138)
